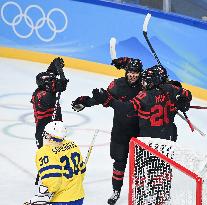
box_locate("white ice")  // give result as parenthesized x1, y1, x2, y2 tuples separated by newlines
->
(0, 57, 206, 205)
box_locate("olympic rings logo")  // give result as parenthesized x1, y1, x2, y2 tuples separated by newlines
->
(1, 1, 68, 42)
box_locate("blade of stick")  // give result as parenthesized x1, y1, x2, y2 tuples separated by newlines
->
(142, 13, 161, 66)
(110, 37, 117, 60)
(143, 13, 151, 33)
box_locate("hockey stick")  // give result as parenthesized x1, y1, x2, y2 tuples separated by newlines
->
(85, 129, 99, 164)
(143, 13, 162, 66)
(52, 57, 69, 121)
(142, 13, 206, 135)
(183, 112, 194, 132)
(177, 111, 206, 136)
(110, 37, 117, 60)
(190, 105, 207, 110)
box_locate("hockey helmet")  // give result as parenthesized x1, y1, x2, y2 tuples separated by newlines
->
(44, 121, 67, 142)
(156, 65, 168, 82)
(36, 72, 56, 91)
(126, 59, 143, 73)
(142, 65, 167, 89)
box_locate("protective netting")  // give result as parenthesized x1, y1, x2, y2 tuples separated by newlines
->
(129, 137, 207, 205)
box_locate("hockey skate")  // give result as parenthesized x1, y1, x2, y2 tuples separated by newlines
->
(107, 190, 120, 205)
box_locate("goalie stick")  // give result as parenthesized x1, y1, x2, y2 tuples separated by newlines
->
(85, 129, 99, 164)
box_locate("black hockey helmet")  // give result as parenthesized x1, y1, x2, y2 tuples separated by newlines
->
(156, 65, 168, 82)
(142, 65, 167, 89)
(36, 72, 56, 91)
(126, 59, 143, 73)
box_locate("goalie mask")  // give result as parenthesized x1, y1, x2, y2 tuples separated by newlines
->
(36, 72, 56, 92)
(43, 121, 67, 144)
(125, 59, 143, 86)
(142, 65, 167, 90)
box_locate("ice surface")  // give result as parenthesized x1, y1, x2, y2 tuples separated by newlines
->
(0, 57, 206, 205)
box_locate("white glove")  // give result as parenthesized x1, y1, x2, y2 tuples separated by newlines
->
(23, 185, 53, 205)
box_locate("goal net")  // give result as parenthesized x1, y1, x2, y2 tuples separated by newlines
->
(129, 137, 207, 205)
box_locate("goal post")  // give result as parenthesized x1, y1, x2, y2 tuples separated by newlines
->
(129, 137, 206, 205)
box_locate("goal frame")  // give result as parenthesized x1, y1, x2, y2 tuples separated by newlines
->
(128, 137, 203, 205)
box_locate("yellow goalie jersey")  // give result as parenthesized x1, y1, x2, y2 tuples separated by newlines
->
(35, 139, 86, 202)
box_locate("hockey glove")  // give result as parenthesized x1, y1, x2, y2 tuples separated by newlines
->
(47, 57, 64, 76)
(92, 88, 113, 107)
(23, 184, 53, 205)
(111, 57, 132, 70)
(169, 80, 182, 88)
(55, 78, 69, 92)
(71, 96, 90, 112)
(176, 96, 190, 112)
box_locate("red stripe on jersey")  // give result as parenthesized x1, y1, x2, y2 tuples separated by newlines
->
(107, 81, 115, 91)
(182, 89, 189, 97)
(36, 108, 54, 115)
(136, 91, 147, 100)
(171, 84, 180, 90)
(138, 113, 150, 119)
(130, 99, 140, 111)
(37, 113, 53, 120)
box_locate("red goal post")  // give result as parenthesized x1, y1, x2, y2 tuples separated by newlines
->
(129, 137, 207, 205)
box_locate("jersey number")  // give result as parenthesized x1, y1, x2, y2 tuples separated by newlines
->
(39, 156, 49, 166)
(60, 152, 81, 179)
(150, 102, 172, 126)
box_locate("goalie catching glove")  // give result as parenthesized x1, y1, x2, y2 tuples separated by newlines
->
(92, 88, 113, 107)
(111, 57, 132, 70)
(23, 184, 53, 205)
(71, 96, 91, 112)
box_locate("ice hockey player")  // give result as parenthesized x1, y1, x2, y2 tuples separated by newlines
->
(92, 65, 192, 204)
(93, 64, 192, 141)
(152, 65, 184, 141)
(71, 57, 143, 204)
(23, 121, 86, 205)
(31, 57, 69, 149)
